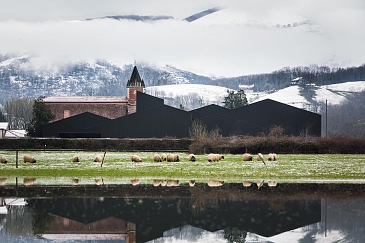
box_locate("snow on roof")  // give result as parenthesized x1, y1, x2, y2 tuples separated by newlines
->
(43, 96, 128, 103)
(0, 122, 9, 130)
(5, 130, 26, 138)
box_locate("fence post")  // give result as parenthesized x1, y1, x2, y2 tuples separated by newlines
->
(16, 150, 18, 168)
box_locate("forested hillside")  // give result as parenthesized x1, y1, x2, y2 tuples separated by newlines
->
(212, 64, 365, 91)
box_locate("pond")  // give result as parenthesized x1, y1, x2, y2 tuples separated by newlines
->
(1, 179, 365, 243)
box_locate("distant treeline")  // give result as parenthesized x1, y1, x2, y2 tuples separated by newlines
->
(213, 64, 365, 91)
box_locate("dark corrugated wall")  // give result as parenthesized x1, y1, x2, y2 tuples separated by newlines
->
(94, 105, 191, 138)
(38, 93, 321, 138)
(136, 91, 164, 113)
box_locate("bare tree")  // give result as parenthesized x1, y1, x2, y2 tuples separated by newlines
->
(4, 97, 34, 129)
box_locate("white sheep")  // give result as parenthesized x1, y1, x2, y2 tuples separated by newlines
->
(0, 178, 7, 185)
(153, 179, 162, 187)
(0, 155, 7, 164)
(131, 155, 142, 162)
(242, 153, 252, 161)
(189, 180, 196, 187)
(257, 153, 266, 165)
(160, 180, 167, 186)
(256, 180, 264, 189)
(24, 155, 36, 163)
(72, 156, 80, 162)
(131, 179, 140, 186)
(23, 178, 36, 186)
(188, 154, 196, 162)
(243, 181, 252, 187)
(153, 154, 162, 162)
(95, 179, 103, 185)
(268, 153, 278, 161)
(207, 179, 224, 187)
(207, 153, 224, 162)
(268, 181, 277, 187)
(167, 154, 180, 162)
(161, 153, 167, 161)
(72, 179, 79, 185)
(166, 180, 180, 187)
(94, 155, 102, 162)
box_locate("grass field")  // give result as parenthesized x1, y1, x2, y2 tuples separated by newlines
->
(1, 151, 365, 185)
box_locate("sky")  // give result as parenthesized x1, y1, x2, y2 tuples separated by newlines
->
(0, 0, 365, 77)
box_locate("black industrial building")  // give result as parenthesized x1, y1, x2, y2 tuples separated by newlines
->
(36, 92, 321, 138)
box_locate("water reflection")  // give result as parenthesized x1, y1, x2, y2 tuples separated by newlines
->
(1, 181, 365, 242)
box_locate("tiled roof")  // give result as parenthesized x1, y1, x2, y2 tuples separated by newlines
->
(43, 96, 128, 103)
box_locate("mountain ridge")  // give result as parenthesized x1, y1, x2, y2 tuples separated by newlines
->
(1, 54, 364, 114)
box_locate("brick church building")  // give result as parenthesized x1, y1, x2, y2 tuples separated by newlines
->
(44, 66, 145, 122)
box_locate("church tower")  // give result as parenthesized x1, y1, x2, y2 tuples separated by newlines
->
(126, 66, 145, 114)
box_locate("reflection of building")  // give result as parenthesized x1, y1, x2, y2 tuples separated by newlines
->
(42, 215, 136, 242)
(28, 185, 321, 243)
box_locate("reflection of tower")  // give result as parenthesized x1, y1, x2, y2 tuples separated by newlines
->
(126, 66, 145, 114)
(127, 221, 136, 243)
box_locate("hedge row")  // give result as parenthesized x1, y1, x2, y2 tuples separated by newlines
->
(189, 135, 365, 154)
(0, 138, 193, 152)
(1, 135, 364, 154)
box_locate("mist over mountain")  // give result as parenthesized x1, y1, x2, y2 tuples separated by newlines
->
(85, 15, 174, 22)
(1, 53, 364, 112)
(0, 54, 212, 102)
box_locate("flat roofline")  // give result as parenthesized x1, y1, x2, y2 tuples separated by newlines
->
(44, 96, 128, 103)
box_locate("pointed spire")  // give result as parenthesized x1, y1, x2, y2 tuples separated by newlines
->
(126, 66, 145, 87)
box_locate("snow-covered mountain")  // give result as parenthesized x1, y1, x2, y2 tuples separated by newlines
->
(1, 54, 364, 113)
(0, 55, 212, 101)
(146, 81, 365, 112)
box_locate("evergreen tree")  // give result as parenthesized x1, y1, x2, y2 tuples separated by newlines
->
(223, 90, 248, 109)
(26, 96, 55, 137)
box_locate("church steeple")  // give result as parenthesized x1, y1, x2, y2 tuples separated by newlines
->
(127, 66, 145, 88)
(126, 66, 145, 114)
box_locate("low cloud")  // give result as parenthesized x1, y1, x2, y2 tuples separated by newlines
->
(0, 0, 364, 77)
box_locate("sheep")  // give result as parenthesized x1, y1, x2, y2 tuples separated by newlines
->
(189, 180, 196, 187)
(256, 153, 266, 165)
(188, 154, 196, 162)
(161, 180, 167, 186)
(268, 153, 278, 161)
(166, 180, 180, 187)
(207, 153, 224, 162)
(72, 179, 79, 185)
(207, 179, 224, 187)
(131, 155, 142, 162)
(0, 155, 7, 164)
(243, 181, 252, 187)
(153, 154, 162, 162)
(23, 155, 36, 163)
(0, 178, 7, 185)
(153, 179, 162, 187)
(95, 179, 103, 185)
(161, 153, 167, 161)
(242, 153, 252, 161)
(268, 181, 278, 187)
(23, 178, 36, 186)
(72, 156, 80, 162)
(256, 180, 264, 189)
(94, 155, 102, 162)
(131, 179, 140, 186)
(167, 154, 180, 162)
